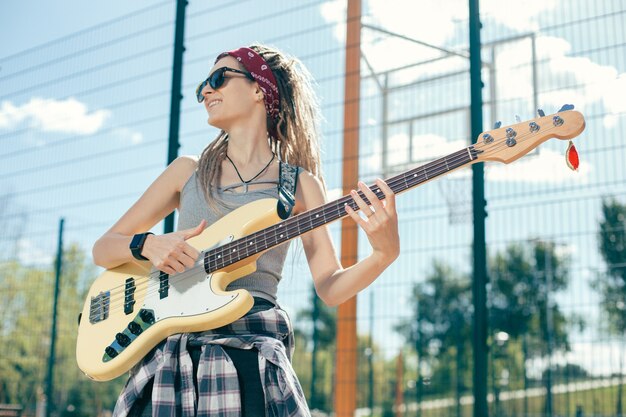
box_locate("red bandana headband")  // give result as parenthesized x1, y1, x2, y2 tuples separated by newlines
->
(216, 47, 281, 136)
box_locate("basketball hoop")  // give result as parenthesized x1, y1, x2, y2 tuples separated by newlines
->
(437, 176, 473, 225)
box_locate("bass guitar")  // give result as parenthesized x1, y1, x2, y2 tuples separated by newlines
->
(77, 108, 585, 381)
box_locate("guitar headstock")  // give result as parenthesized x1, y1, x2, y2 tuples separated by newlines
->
(474, 109, 586, 164)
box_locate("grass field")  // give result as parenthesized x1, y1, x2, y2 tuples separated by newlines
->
(355, 377, 625, 417)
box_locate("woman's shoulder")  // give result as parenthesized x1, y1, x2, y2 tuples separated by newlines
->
(295, 168, 321, 189)
(293, 168, 326, 214)
(174, 154, 200, 167)
(168, 155, 199, 192)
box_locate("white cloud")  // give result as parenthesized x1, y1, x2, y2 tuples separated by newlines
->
(359, 1, 465, 82)
(480, 0, 556, 31)
(321, 1, 464, 81)
(363, 1, 463, 54)
(486, 148, 590, 184)
(319, 0, 346, 44)
(0, 97, 110, 135)
(493, 36, 625, 128)
(320, 2, 626, 128)
(17, 238, 54, 267)
(113, 127, 144, 144)
(602, 73, 626, 128)
(326, 186, 343, 202)
(322, 0, 559, 47)
(411, 134, 467, 162)
(321, 0, 558, 82)
(360, 133, 467, 175)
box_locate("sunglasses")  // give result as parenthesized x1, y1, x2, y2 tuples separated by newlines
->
(195, 67, 254, 102)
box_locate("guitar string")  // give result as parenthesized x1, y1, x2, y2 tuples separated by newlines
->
(88, 121, 571, 317)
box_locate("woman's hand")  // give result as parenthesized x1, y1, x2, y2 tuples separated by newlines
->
(141, 220, 207, 275)
(344, 179, 400, 265)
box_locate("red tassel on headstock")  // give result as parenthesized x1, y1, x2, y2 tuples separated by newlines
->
(566, 140, 579, 171)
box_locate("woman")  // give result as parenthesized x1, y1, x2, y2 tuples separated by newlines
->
(93, 44, 400, 416)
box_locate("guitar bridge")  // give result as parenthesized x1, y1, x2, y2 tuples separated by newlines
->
(89, 291, 110, 324)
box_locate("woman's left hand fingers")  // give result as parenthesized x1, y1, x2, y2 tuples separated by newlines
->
(356, 179, 399, 262)
(359, 179, 396, 219)
(349, 179, 398, 222)
(350, 178, 396, 227)
(350, 184, 374, 218)
(374, 178, 396, 215)
(358, 181, 385, 216)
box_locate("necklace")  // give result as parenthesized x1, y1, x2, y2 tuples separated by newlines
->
(225, 152, 275, 193)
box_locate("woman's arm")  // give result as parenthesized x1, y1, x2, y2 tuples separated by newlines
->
(296, 171, 399, 307)
(92, 155, 200, 270)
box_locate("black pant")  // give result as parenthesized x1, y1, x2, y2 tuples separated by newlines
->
(129, 297, 274, 417)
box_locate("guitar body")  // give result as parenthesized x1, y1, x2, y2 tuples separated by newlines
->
(76, 198, 282, 381)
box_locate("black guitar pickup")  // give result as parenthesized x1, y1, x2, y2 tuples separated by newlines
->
(102, 309, 155, 363)
(124, 278, 136, 315)
(159, 273, 169, 299)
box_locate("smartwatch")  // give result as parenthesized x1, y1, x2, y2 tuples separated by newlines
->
(130, 232, 154, 261)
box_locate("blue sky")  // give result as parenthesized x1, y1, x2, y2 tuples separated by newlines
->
(1, 0, 626, 377)
(0, 2, 153, 58)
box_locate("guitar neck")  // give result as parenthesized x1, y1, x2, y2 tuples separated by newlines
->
(204, 146, 480, 273)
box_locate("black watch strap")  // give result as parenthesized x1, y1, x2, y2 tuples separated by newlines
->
(130, 232, 153, 261)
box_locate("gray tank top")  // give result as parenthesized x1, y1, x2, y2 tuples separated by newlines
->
(177, 170, 292, 303)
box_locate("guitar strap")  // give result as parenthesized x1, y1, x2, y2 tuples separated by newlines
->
(277, 161, 301, 219)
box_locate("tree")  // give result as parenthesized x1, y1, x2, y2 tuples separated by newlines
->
(395, 261, 473, 417)
(293, 286, 337, 412)
(594, 198, 626, 417)
(396, 241, 578, 417)
(489, 241, 572, 347)
(0, 244, 126, 415)
(293, 286, 389, 414)
(490, 240, 579, 417)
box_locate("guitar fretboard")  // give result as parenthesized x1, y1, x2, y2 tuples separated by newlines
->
(203, 146, 479, 273)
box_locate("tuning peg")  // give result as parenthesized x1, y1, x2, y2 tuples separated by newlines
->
(493, 121, 502, 129)
(515, 115, 521, 123)
(537, 109, 545, 117)
(558, 104, 575, 112)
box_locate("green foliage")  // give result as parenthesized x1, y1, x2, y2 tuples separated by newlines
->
(293, 286, 390, 413)
(395, 260, 472, 397)
(394, 240, 577, 412)
(294, 286, 337, 412)
(0, 244, 125, 415)
(489, 240, 575, 353)
(0, 259, 52, 407)
(594, 197, 626, 416)
(595, 197, 626, 333)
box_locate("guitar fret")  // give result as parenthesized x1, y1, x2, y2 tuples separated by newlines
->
(298, 211, 313, 232)
(263, 226, 269, 251)
(270, 225, 277, 247)
(245, 238, 251, 258)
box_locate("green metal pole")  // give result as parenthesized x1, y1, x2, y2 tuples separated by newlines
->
(368, 291, 374, 416)
(469, 0, 489, 416)
(164, 0, 188, 234)
(311, 286, 319, 409)
(46, 217, 64, 417)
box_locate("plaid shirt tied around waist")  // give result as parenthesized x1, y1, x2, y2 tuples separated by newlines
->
(112, 307, 311, 417)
